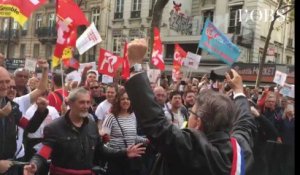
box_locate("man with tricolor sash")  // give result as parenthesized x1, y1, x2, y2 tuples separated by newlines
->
(123, 38, 257, 175)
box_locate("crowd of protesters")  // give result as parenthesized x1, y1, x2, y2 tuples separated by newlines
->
(0, 38, 294, 175)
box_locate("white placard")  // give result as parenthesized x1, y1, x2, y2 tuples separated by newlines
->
(24, 58, 37, 72)
(279, 84, 294, 98)
(102, 74, 113, 84)
(147, 69, 161, 83)
(78, 62, 98, 80)
(76, 22, 102, 55)
(273, 70, 287, 86)
(183, 52, 201, 70)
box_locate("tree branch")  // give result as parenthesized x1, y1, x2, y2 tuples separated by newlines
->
(281, 7, 294, 16)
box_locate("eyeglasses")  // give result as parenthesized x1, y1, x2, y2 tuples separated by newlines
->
(90, 86, 99, 90)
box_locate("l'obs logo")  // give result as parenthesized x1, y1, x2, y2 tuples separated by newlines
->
(238, 9, 286, 23)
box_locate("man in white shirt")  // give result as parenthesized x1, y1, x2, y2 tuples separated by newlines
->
(95, 84, 117, 134)
(164, 91, 187, 129)
(24, 92, 60, 161)
(7, 59, 49, 160)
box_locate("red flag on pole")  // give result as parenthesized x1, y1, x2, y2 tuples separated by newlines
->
(0, 0, 47, 26)
(151, 27, 165, 71)
(98, 49, 123, 77)
(173, 43, 187, 70)
(121, 42, 130, 80)
(52, 0, 89, 68)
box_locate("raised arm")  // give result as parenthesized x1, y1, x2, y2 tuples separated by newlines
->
(29, 59, 49, 103)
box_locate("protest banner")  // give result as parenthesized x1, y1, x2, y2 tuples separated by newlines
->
(24, 58, 37, 72)
(183, 52, 201, 70)
(273, 70, 287, 86)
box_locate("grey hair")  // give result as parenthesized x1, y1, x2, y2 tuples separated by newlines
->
(196, 89, 237, 134)
(13, 68, 29, 76)
(68, 87, 90, 102)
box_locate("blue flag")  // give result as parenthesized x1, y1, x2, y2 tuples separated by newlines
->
(198, 19, 240, 65)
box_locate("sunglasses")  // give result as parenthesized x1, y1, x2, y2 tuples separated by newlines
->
(90, 86, 99, 90)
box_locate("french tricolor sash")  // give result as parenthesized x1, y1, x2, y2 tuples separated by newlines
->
(230, 137, 245, 175)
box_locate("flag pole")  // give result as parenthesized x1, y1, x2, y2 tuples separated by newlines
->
(60, 60, 65, 104)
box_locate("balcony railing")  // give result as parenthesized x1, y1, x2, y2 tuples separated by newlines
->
(131, 11, 141, 18)
(35, 27, 57, 44)
(0, 30, 19, 43)
(114, 12, 123, 19)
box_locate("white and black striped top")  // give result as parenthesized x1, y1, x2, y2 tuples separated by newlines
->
(102, 113, 146, 149)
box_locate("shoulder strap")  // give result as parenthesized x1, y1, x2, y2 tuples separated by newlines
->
(166, 104, 174, 122)
(114, 116, 128, 147)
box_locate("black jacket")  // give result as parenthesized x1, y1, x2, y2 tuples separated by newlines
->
(125, 73, 256, 175)
(31, 110, 128, 173)
(0, 97, 48, 160)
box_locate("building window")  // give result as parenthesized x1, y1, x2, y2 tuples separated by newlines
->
(112, 37, 122, 55)
(20, 44, 26, 58)
(131, 0, 141, 18)
(45, 45, 52, 60)
(201, 10, 214, 33)
(12, 20, 18, 30)
(149, 0, 154, 17)
(35, 14, 42, 29)
(92, 8, 100, 29)
(115, 0, 124, 19)
(3, 18, 9, 30)
(48, 13, 55, 29)
(22, 22, 28, 30)
(274, 53, 280, 64)
(286, 56, 292, 65)
(287, 38, 293, 48)
(228, 5, 242, 34)
(33, 44, 40, 58)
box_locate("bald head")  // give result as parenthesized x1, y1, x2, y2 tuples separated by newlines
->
(0, 67, 11, 97)
(154, 86, 167, 106)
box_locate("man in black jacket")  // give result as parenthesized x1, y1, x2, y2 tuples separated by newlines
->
(24, 87, 145, 175)
(0, 67, 49, 175)
(124, 39, 257, 175)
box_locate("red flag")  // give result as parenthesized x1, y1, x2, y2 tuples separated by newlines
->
(63, 57, 80, 69)
(98, 49, 123, 77)
(151, 27, 165, 71)
(56, 0, 89, 27)
(52, 0, 89, 68)
(121, 42, 130, 80)
(173, 43, 187, 70)
(0, 0, 47, 26)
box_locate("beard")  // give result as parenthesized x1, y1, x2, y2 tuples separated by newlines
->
(79, 112, 89, 118)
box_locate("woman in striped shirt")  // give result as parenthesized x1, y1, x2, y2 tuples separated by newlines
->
(102, 91, 147, 175)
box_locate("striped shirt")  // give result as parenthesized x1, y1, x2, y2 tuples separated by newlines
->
(102, 113, 146, 149)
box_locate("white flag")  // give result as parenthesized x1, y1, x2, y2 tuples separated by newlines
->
(183, 52, 201, 70)
(147, 69, 161, 83)
(76, 22, 102, 55)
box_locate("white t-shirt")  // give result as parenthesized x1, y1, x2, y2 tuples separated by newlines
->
(25, 104, 60, 138)
(13, 94, 31, 159)
(95, 100, 112, 121)
(164, 110, 185, 128)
